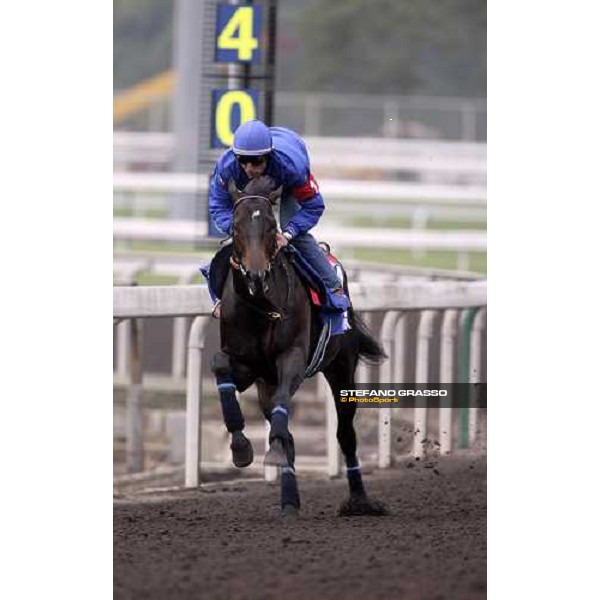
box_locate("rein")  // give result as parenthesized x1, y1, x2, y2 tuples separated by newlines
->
(232, 193, 273, 212)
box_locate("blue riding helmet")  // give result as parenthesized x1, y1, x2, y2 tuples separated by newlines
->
(232, 120, 273, 156)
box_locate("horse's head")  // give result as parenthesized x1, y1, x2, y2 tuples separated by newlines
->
(229, 176, 283, 296)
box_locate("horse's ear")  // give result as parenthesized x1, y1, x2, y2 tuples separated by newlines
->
(228, 179, 242, 200)
(269, 185, 283, 204)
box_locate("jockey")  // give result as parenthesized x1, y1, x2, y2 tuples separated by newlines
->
(208, 119, 346, 317)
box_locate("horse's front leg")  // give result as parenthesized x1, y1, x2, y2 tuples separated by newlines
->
(257, 379, 300, 516)
(263, 345, 306, 467)
(211, 351, 255, 468)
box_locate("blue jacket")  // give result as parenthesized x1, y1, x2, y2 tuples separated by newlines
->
(208, 127, 325, 237)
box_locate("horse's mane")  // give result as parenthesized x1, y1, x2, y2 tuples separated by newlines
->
(242, 176, 281, 203)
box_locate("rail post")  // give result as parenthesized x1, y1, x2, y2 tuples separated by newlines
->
(378, 310, 401, 469)
(458, 308, 478, 448)
(322, 373, 341, 477)
(413, 310, 436, 458)
(184, 315, 210, 488)
(126, 318, 144, 472)
(439, 309, 459, 454)
(392, 313, 406, 383)
(172, 273, 197, 379)
(172, 315, 188, 379)
(117, 320, 131, 378)
(469, 308, 486, 445)
(356, 311, 372, 384)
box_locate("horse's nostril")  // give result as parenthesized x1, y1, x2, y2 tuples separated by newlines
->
(247, 270, 269, 295)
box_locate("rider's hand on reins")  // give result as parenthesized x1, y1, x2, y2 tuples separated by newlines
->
(276, 232, 289, 251)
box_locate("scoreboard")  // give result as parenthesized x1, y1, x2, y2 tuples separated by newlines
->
(172, 0, 277, 228)
(178, 0, 276, 234)
(215, 4, 263, 64)
(211, 2, 273, 150)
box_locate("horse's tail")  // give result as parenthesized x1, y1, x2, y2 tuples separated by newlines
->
(351, 310, 388, 365)
(337, 264, 387, 365)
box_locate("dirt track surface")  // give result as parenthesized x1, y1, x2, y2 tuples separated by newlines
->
(114, 454, 486, 600)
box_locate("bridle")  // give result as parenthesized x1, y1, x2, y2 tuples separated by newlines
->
(228, 193, 291, 322)
(229, 194, 278, 275)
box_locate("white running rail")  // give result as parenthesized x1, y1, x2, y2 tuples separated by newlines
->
(113, 280, 486, 486)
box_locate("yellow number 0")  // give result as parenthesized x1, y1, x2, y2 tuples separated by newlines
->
(215, 91, 257, 147)
(217, 7, 258, 61)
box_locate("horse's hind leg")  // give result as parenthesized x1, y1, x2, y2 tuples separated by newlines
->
(324, 362, 388, 516)
(211, 352, 254, 468)
(323, 366, 367, 498)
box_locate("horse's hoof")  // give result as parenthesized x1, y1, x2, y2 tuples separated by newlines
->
(338, 495, 389, 517)
(280, 504, 299, 518)
(264, 438, 288, 466)
(230, 431, 254, 468)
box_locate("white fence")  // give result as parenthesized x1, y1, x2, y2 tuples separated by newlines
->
(114, 134, 486, 245)
(113, 252, 484, 286)
(114, 134, 487, 189)
(113, 171, 486, 204)
(113, 280, 486, 487)
(113, 173, 486, 240)
(113, 255, 483, 386)
(113, 217, 486, 252)
(113, 215, 486, 272)
(113, 253, 483, 383)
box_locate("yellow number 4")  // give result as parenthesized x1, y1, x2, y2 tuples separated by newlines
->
(218, 7, 258, 61)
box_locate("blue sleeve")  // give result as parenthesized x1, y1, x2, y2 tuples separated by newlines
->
(283, 192, 325, 238)
(208, 164, 234, 235)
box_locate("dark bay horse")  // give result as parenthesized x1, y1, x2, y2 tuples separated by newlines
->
(211, 176, 387, 516)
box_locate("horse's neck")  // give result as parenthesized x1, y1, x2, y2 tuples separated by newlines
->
(270, 252, 296, 305)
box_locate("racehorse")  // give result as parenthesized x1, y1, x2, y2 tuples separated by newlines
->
(211, 176, 387, 517)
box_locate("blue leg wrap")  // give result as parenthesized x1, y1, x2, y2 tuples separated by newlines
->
(346, 457, 366, 497)
(216, 380, 244, 433)
(270, 404, 289, 440)
(281, 465, 300, 508)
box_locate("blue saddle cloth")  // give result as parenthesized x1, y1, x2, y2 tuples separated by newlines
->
(283, 246, 350, 336)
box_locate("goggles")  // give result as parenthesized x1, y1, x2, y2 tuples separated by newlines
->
(236, 154, 269, 166)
